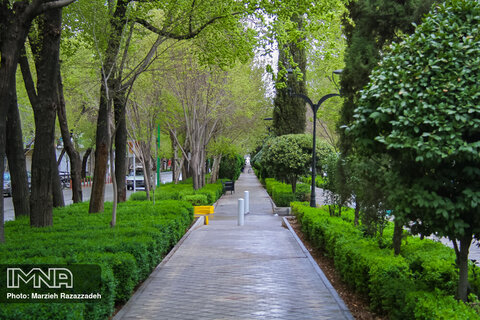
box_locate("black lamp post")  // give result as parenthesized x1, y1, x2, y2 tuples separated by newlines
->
(287, 69, 342, 207)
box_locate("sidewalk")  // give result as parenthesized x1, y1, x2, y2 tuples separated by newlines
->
(114, 166, 352, 320)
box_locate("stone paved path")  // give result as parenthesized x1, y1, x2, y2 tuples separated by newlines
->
(114, 166, 352, 320)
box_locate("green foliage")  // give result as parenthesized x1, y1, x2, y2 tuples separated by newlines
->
(181, 194, 209, 206)
(349, 1, 480, 289)
(219, 154, 244, 181)
(405, 290, 480, 320)
(0, 201, 193, 319)
(129, 181, 223, 205)
(291, 202, 480, 319)
(339, 0, 436, 152)
(401, 237, 458, 294)
(257, 134, 334, 192)
(265, 179, 309, 207)
(273, 14, 307, 136)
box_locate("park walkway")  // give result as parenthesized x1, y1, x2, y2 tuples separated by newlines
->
(114, 166, 353, 320)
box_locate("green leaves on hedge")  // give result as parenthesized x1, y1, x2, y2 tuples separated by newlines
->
(0, 200, 194, 320)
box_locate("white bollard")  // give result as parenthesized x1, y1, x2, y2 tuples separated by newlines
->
(244, 191, 250, 214)
(238, 198, 245, 226)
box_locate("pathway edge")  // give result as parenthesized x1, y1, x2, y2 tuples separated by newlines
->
(113, 215, 205, 320)
(282, 216, 354, 320)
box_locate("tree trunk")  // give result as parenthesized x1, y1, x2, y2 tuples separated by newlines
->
(29, 8, 63, 227)
(182, 157, 189, 180)
(0, 1, 40, 240)
(89, 83, 109, 213)
(6, 65, 30, 218)
(291, 176, 297, 193)
(109, 130, 118, 227)
(170, 130, 178, 183)
(457, 233, 473, 302)
(56, 148, 65, 166)
(208, 155, 222, 183)
(175, 156, 184, 184)
(114, 88, 127, 203)
(141, 142, 152, 200)
(393, 219, 403, 255)
(354, 198, 360, 226)
(89, 0, 128, 213)
(81, 148, 92, 178)
(191, 150, 201, 190)
(57, 70, 82, 203)
(51, 148, 64, 208)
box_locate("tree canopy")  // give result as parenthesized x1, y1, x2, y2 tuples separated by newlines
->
(349, 0, 480, 301)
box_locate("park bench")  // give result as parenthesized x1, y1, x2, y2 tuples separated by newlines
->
(194, 206, 214, 225)
(221, 180, 235, 194)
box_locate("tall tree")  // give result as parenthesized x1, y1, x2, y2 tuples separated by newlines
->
(349, 0, 480, 301)
(56, 69, 82, 203)
(76, 0, 258, 212)
(273, 13, 307, 136)
(337, 0, 437, 254)
(0, 0, 76, 238)
(339, 0, 436, 152)
(6, 68, 30, 218)
(20, 6, 64, 227)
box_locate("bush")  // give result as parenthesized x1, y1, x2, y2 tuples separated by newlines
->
(129, 181, 223, 205)
(0, 200, 194, 320)
(291, 202, 480, 319)
(181, 194, 208, 206)
(219, 154, 244, 181)
(265, 179, 309, 207)
(405, 290, 480, 320)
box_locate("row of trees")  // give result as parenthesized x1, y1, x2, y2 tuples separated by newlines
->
(0, 0, 348, 242)
(253, 0, 478, 304)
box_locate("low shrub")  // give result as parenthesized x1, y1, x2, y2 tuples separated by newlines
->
(400, 237, 458, 295)
(265, 179, 309, 207)
(0, 200, 193, 320)
(291, 202, 480, 319)
(129, 181, 223, 205)
(404, 290, 480, 320)
(181, 194, 208, 206)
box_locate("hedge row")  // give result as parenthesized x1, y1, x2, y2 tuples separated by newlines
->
(291, 202, 480, 319)
(0, 200, 194, 320)
(265, 178, 309, 207)
(129, 180, 223, 205)
(299, 176, 325, 189)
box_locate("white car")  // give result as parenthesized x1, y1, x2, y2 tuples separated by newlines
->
(126, 169, 147, 190)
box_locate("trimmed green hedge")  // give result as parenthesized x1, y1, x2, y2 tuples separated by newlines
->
(0, 200, 193, 320)
(129, 181, 223, 205)
(291, 202, 480, 319)
(404, 290, 480, 320)
(265, 178, 309, 207)
(219, 154, 244, 181)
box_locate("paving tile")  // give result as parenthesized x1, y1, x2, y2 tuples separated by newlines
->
(114, 166, 352, 320)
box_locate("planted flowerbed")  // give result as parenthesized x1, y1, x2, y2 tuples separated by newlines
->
(292, 202, 480, 319)
(0, 200, 193, 320)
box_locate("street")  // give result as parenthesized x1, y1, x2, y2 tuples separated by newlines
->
(3, 171, 174, 222)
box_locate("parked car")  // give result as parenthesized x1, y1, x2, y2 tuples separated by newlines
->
(126, 168, 148, 190)
(3, 172, 11, 197)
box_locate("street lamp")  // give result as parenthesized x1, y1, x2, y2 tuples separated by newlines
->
(287, 68, 342, 207)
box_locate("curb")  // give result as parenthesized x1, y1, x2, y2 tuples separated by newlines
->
(113, 215, 205, 320)
(282, 216, 354, 320)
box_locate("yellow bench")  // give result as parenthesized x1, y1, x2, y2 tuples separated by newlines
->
(193, 206, 214, 225)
